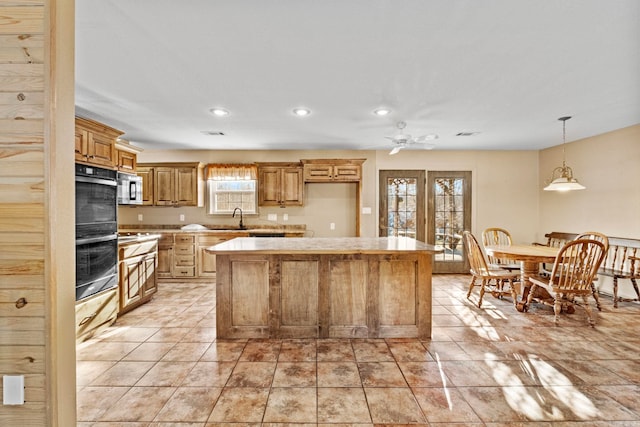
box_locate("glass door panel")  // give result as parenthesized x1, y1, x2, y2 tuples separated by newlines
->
(379, 170, 425, 242)
(428, 171, 471, 273)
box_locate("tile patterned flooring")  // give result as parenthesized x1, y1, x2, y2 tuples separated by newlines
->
(76, 274, 640, 426)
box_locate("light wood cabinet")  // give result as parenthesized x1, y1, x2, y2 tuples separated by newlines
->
(114, 139, 143, 173)
(75, 287, 119, 343)
(75, 116, 122, 169)
(118, 239, 158, 315)
(301, 159, 364, 182)
(137, 166, 154, 205)
(258, 162, 304, 207)
(157, 234, 174, 278)
(197, 233, 247, 276)
(138, 162, 204, 207)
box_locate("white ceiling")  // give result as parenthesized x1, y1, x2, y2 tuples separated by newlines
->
(75, 0, 640, 152)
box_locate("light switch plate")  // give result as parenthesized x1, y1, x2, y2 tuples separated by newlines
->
(362, 207, 372, 214)
(267, 213, 277, 221)
(3, 375, 24, 405)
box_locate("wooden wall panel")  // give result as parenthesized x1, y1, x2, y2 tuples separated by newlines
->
(281, 260, 318, 326)
(231, 260, 269, 326)
(329, 260, 367, 326)
(0, 1, 50, 425)
(379, 260, 417, 325)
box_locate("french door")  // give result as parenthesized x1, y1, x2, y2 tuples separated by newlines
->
(379, 170, 425, 242)
(427, 171, 471, 273)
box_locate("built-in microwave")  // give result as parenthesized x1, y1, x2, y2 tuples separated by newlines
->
(117, 172, 143, 205)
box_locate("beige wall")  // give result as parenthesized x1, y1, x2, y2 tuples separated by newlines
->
(128, 149, 541, 243)
(539, 124, 640, 239)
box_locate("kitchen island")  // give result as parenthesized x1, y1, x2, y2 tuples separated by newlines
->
(206, 237, 441, 339)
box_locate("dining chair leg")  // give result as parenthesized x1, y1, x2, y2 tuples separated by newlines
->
(478, 279, 487, 308)
(590, 283, 602, 311)
(582, 294, 595, 327)
(553, 295, 562, 325)
(509, 279, 518, 308)
(467, 276, 476, 299)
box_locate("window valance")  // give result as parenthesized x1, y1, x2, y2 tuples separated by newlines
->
(205, 164, 257, 181)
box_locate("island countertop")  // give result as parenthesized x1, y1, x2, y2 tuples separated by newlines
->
(206, 236, 442, 255)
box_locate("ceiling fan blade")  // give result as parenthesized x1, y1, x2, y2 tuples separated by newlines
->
(413, 134, 439, 143)
(389, 146, 403, 155)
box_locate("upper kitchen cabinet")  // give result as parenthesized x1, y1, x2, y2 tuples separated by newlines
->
(138, 162, 205, 207)
(75, 117, 123, 169)
(301, 158, 365, 182)
(136, 166, 154, 205)
(114, 139, 143, 173)
(258, 162, 304, 207)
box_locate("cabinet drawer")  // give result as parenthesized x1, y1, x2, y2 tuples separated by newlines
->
(119, 240, 158, 259)
(76, 288, 118, 341)
(159, 234, 174, 244)
(174, 255, 195, 266)
(175, 234, 195, 244)
(173, 266, 195, 277)
(174, 244, 194, 255)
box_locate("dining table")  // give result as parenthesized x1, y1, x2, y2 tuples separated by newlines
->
(484, 244, 560, 311)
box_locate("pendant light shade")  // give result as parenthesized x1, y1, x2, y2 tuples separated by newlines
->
(543, 116, 585, 192)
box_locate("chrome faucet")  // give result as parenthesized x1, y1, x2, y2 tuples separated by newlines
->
(232, 207, 245, 230)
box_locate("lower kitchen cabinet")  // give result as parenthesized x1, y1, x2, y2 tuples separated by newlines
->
(75, 287, 119, 343)
(196, 233, 246, 276)
(118, 239, 158, 314)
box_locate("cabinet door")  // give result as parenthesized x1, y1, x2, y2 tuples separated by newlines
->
(303, 164, 333, 182)
(137, 167, 154, 205)
(141, 255, 157, 297)
(157, 245, 173, 278)
(333, 165, 361, 181)
(75, 128, 88, 162)
(174, 167, 198, 205)
(197, 236, 225, 276)
(88, 132, 116, 168)
(281, 167, 304, 205)
(120, 256, 143, 310)
(258, 167, 281, 206)
(154, 167, 175, 205)
(117, 150, 137, 173)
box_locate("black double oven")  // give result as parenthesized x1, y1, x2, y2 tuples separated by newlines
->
(75, 164, 118, 301)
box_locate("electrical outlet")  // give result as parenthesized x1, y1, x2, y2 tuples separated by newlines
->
(330, 222, 336, 230)
(362, 207, 372, 215)
(179, 214, 185, 222)
(267, 213, 277, 221)
(3, 375, 24, 405)
(137, 214, 143, 222)
(283, 213, 288, 221)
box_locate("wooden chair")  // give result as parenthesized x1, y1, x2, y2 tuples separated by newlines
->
(527, 238, 606, 326)
(481, 227, 521, 273)
(575, 231, 609, 311)
(597, 237, 640, 308)
(462, 231, 519, 308)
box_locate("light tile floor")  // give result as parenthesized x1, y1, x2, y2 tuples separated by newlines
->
(76, 274, 640, 426)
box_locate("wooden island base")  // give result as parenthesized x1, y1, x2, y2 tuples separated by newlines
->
(208, 237, 441, 339)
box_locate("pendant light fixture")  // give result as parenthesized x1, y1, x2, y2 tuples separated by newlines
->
(543, 116, 585, 192)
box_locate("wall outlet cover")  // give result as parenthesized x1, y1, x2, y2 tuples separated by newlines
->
(137, 214, 143, 221)
(362, 207, 372, 214)
(267, 213, 277, 221)
(179, 214, 185, 222)
(283, 213, 288, 221)
(3, 375, 24, 405)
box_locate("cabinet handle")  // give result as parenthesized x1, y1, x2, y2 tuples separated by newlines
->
(79, 312, 97, 326)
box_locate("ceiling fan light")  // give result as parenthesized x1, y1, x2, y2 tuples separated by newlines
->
(293, 108, 311, 116)
(389, 146, 402, 155)
(210, 108, 229, 117)
(373, 108, 392, 116)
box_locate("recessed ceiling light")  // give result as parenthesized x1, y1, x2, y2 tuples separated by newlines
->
(373, 108, 392, 116)
(209, 108, 229, 117)
(293, 108, 311, 116)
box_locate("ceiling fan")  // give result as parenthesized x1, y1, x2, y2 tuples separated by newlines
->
(385, 121, 438, 155)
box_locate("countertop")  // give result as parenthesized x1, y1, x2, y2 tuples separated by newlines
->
(118, 233, 162, 244)
(118, 225, 306, 236)
(206, 236, 442, 255)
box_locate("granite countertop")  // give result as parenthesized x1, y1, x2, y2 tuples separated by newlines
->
(118, 224, 306, 236)
(206, 236, 442, 255)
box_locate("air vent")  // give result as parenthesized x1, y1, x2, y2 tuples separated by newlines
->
(456, 132, 479, 137)
(201, 131, 225, 136)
